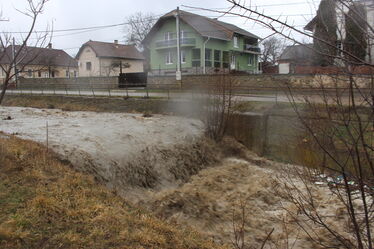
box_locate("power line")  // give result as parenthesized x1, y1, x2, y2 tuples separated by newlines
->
(182, 1, 320, 10)
(2, 14, 163, 34)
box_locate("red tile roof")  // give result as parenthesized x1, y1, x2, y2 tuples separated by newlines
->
(0, 45, 78, 67)
(76, 41, 145, 60)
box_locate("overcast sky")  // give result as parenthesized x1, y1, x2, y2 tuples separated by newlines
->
(0, 0, 321, 56)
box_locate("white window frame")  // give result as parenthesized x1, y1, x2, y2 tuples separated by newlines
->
(233, 36, 239, 48)
(181, 30, 186, 39)
(164, 32, 172, 41)
(181, 50, 186, 64)
(165, 51, 173, 65)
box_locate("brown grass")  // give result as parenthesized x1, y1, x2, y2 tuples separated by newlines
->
(0, 134, 229, 249)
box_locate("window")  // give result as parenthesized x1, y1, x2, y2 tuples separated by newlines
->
(231, 54, 237, 69)
(248, 55, 254, 66)
(222, 51, 229, 68)
(181, 50, 186, 64)
(164, 32, 173, 40)
(233, 36, 238, 48)
(66, 70, 69, 77)
(214, 50, 221, 68)
(165, 51, 173, 64)
(51, 71, 55, 78)
(38, 71, 41, 77)
(86, 62, 92, 71)
(192, 48, 201, 67)
(74, 71, 77, 78)
(205, 48, 212, 67)
(28, 69, 32, 77)
(44, 72, 49, 78)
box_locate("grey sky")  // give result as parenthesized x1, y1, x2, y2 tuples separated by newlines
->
(0, 0, 321, 56)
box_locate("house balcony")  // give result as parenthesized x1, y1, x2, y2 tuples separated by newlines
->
(243, 44, 261, 54)
(155, 38, 196, 49)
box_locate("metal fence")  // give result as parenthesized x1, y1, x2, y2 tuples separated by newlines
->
(5, 81, 373, 104)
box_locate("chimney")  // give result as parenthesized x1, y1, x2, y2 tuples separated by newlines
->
(48, 43, 52, 49)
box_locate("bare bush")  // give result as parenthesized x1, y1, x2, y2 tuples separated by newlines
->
(202, 74, 235, 142)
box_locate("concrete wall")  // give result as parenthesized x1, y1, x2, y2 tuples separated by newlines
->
(19, 76, 118, 89)
(227, 112, 324, 167)
(148, 74, 373, 89)
(17, 73, 373, 91)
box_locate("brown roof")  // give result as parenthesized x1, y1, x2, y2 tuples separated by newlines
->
(76, 41, 145, 60)
(143, 9, 260, 44)
(0, 45, 78, 67)
(304, 16, 317, 31)
(279, 44, 314, 62)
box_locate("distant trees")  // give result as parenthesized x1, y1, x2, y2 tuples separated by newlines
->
(123, 12, 157, 72)
(124, 12, 157, 50)
(261, 36, 286, 66)
(260, 36, 286, 72)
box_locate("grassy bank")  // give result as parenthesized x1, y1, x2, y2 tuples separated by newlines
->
(0, 134, 228, 249)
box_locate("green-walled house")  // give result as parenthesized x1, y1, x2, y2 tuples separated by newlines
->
(142, 9, 261, 75)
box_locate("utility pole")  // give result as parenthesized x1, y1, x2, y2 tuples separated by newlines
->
(175, 7, 182, 82)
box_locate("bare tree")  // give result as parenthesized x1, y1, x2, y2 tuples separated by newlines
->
(187, 0, 373, 248)
(261, 36, 286, 67)
(124, 12, 157, 50)
(123, 12, 157, 73)
(0, 0, 50, 105)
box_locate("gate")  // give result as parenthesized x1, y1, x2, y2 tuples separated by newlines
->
(118, 72, 147, 88)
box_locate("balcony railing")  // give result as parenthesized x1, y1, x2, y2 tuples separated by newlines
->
(244, 44, 261, 53)
(155, 38, 196, 48)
